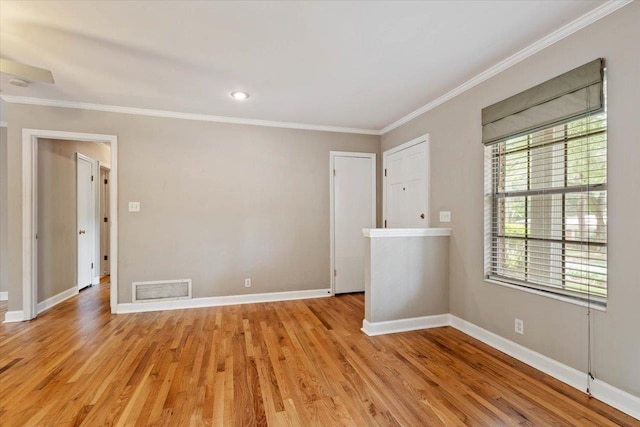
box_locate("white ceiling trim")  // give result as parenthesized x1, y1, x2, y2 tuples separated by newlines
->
(379, 0, 633, 135)
(0, 95, 381, 136)
(0, 1, 630, 137)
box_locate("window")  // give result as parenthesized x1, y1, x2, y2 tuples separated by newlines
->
(482, 59, 607, 305)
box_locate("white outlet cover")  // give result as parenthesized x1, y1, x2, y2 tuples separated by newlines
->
(439, 211, 451, 222)
(128, 202, 140, 212)
(515, 319, 524, 335)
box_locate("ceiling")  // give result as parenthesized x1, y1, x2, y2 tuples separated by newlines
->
(0, 1, 607, 132)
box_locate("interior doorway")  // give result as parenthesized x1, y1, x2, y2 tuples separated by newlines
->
(22, 129, 118, 321)
(35, 139, 111, 313)
(383, 134, 430, 228)
(330, 151, 376, 294)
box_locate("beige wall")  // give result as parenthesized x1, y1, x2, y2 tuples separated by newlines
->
(37, 139, 110, 302)
(5, 106, 380, 309)
(0, 126, 7, 295)
(382, 4, 640, 396)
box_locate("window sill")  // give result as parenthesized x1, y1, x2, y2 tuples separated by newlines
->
(484, 278, 607, 312)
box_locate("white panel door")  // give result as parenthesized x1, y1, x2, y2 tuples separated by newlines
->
(402, 143, 427, 227)
(333, 155, 375, 294)
(77, 154, 95, 290)
(384, 141, 428, 228)
(386, 152, 405, 228)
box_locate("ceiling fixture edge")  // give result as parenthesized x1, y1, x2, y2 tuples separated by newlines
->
(379, 0, 633, 135)
(0, 95, 381, 136)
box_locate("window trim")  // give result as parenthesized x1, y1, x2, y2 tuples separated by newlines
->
(484, 278, 606, 311)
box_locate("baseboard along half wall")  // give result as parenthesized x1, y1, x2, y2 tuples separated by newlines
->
(361, 314, 640, 421)
(116, 288, 332, 314)
(361, 314, 450, 336)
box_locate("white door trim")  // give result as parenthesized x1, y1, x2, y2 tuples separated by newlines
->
(329, 151, 377, 295)
(99, 163, 111, 277)
(382, 133, 430, 228)
(22, 129, 118, 320)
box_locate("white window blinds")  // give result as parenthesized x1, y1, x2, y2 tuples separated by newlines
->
(483, 59, 607, 305)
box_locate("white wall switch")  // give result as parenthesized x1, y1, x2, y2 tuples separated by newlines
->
(245, 278, 252, 288)
(128, 202, 141, 212)
(515, 318, 524, 335)
(439, 211, 451, 222)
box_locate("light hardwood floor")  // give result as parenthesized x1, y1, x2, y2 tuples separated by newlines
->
(0, 284, 637, 426)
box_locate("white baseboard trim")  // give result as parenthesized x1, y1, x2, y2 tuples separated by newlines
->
(588, 377, 640, 421)
(0, 291, 8, 301)
(448, 315, 640, 421)
(92, 276, 101, 285)
(116, 288, 332, 314)
(361, 314, 450, 336)
(361, 313, 639, 419)
(3, 310, 26, 323)
(37, 287, 79, 315)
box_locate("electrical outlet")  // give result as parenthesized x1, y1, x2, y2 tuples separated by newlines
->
(128, 202, 140, 212)
(515, 318, 524, 335)
(439, 211, 451, 222)
(245, 278, 251, 288)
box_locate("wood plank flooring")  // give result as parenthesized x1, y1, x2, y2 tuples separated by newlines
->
(0, 283, 637, 426)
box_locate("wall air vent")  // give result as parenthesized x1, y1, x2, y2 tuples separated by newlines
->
(132, 279, 192, 303)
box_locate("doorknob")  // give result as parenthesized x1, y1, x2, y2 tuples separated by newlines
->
(420, 213, 425, 219)
(79, 230, 85, 235)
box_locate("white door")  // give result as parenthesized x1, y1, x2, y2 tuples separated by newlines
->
(77, 154, 96, 290)
(332, 153, 376, 294)
(384, 139, 429, 228)
(100, 167, 110, 276)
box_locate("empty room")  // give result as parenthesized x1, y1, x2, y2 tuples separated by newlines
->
(0, 1, 638, 425)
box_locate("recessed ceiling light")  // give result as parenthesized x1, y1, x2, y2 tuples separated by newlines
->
(9, 78, 29, 87)
(230, 91, 249, 100)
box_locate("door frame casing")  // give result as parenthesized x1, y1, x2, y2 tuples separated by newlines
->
(382, 133, 430, 228)
(76, 152, 98, 290)
(22, 129, 118, 320)
(99, 163, 111, 277)
(329, 151, 377, 295)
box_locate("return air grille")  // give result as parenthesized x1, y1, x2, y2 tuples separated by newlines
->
(132, 279, 192, 303)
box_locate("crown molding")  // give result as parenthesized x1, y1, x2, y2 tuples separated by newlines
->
(380, 0, 633, 135)
(0, 95, 381, 136)
(1, 1, 630, 137)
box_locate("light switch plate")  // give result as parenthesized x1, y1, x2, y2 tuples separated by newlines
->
(439, 211, 451, 222)
(128, 202, 141, 212)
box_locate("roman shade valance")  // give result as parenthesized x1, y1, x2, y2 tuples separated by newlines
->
(482, 58, 605, 145)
